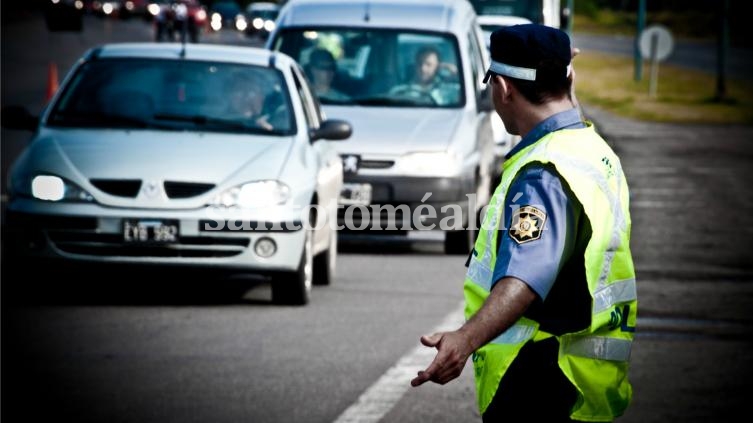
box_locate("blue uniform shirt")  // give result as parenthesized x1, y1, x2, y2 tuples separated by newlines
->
(491, 108, 585, 301)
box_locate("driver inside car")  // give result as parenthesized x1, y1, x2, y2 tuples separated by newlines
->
(389, 46, 459, 106)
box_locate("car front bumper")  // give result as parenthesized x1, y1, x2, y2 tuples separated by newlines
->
(4, 198, 307, 273)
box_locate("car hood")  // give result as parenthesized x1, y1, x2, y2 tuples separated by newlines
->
(19, 128, 293, 205)
(322, 106, 462, 156)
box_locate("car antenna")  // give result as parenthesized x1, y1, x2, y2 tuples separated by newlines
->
(363, 0, 370, 22)
(179, 28, 187, 58)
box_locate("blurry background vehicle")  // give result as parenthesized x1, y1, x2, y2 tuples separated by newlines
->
(269, 0, 497, 255)
(153, 0, 207, 43)
(118, 0, 149, 19)
(469, 0, 562, 28)
(1, 43, 352, 306)
(44, 0, 85, 31)
(208, 0, 244, 32)
(244, 1, 279, 41)
(476, 14, 531, 179)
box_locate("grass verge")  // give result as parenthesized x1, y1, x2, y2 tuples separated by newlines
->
(574, 50, 753, 125)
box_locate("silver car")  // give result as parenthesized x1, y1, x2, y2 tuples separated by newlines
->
(2, 43, 351, 305)
(268, 0, 497, 254)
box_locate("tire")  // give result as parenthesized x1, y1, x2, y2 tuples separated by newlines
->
(271, 228, 313, 305)
(444, 228, 473, 255)
(443, 207, 481, 255)
(313, 229, 337, 286)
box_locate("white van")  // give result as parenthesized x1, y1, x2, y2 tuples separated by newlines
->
(267, 0, 496, 254)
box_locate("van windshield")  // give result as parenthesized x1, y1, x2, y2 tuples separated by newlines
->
(273, 28, 464, 108)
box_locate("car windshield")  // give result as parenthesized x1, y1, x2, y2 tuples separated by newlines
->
(48, 58, 295, 135)
(273, 28, 464, 108)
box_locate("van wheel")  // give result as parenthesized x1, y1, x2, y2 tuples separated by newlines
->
(444, 207, 481, 255)
(313, 229, 337, 286)
(444, 228, 473, 255)
(272, 228, 313, 305)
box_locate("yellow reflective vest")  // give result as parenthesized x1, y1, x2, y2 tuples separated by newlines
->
(464, 123, 637, 421)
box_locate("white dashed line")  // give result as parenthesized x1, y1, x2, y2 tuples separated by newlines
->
(333, 302, 466, 423)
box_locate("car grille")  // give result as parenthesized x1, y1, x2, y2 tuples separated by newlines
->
(90, 179, 142, 197)
(360, 160, 395, 169)
(48, 231, 249, 258)
(164, 181, 215, 199)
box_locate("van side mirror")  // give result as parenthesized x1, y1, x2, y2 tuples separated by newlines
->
(478, 86, 494, 112)
(1, 106, 39, 131)
(310, 119, 352, 142)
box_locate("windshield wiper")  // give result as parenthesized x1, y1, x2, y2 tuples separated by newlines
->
(153, 113, 284, 135)
(351, 96, 424, 107)
(49, 112, 173, 130)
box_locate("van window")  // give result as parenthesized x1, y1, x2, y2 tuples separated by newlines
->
(273, 28, 465, 108)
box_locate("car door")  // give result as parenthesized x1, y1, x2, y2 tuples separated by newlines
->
(290, 64, 342, 247)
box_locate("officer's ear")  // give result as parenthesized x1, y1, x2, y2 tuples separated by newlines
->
(492, 74, 513, 104)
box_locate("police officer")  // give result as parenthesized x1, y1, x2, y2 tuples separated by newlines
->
(411, 24, 637, 423)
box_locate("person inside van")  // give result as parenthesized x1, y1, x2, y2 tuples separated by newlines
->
(305, 48, 350, 102)
(391, 46, 459, 106)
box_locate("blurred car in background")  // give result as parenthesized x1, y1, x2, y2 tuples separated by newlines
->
(1, 43, 352, 305)
(208, 0, 244, 32)
(44, 0, 85, 31)
(476, 14, 531, 175)
(118, 0, 149, 18)
(244, 2, 280, 40)
(153, 0, 207, 43)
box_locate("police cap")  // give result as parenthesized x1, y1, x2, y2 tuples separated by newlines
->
(483, 24, 572, 84)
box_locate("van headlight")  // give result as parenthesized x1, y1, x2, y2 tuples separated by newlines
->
(31, 175, 94, 202)
(210, 180, 290, 208)
(398, 152, 462, 177)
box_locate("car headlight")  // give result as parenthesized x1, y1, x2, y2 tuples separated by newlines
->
(210, 181, 290, 208)
(31, 175, 94, 202)
(398, 152, 462, 177)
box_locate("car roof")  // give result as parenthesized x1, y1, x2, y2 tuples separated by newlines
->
(92, 43, 294, 68)
(477, 15, 533, 26)
(248, 2, 280, 11)
(277, 0, 476, 33)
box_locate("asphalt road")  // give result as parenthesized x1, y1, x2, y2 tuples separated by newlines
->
(3, 11, 753, 423)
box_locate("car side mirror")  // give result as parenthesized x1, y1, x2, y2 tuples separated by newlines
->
(310, 119, 352, 142)
(1, 106, 39, 131)
(478, 86, 494, 112)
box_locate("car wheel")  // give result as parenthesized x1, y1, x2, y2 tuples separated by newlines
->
(444, 228, 473, 255)
(272, 228, 313, 305)
(313, 229, 337, 286)
(443, 207, 480, 255)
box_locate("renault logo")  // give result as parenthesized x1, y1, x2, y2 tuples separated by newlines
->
(142, 180, 161, 198)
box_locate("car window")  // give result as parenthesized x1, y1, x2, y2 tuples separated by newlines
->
(273, 28, 465, 108)
(289, 64, 322, 130)
(48, 58, 295, 135)
(467, 29, 486, 96)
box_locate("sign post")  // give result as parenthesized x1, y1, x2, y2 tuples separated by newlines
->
(639, 25, 674, 98)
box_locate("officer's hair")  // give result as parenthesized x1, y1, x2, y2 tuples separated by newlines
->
(507, 58, 571, 105)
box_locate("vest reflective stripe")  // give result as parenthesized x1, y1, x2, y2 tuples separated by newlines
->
(561, 336, 632, 362)
(593, 278, 637, 314)
(489, 322, 537, 345)
(467, 259, 494, 292)
(464, 124, 637, 419)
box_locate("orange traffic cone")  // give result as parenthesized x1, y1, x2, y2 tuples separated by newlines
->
(46, 62, 59, 102)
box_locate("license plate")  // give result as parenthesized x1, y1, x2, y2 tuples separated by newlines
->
(123, 219, 179, 243)
(339, 183, 372, 206)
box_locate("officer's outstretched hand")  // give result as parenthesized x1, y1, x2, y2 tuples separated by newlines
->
(410, 330, 474, 387)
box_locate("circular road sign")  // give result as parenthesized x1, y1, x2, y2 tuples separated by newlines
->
(639, 24, 674, 61)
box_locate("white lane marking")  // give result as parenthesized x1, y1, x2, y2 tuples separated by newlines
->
(333, 302, 466, 423)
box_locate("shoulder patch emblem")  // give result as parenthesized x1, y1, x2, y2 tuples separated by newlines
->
(509, 205, 547, 244)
